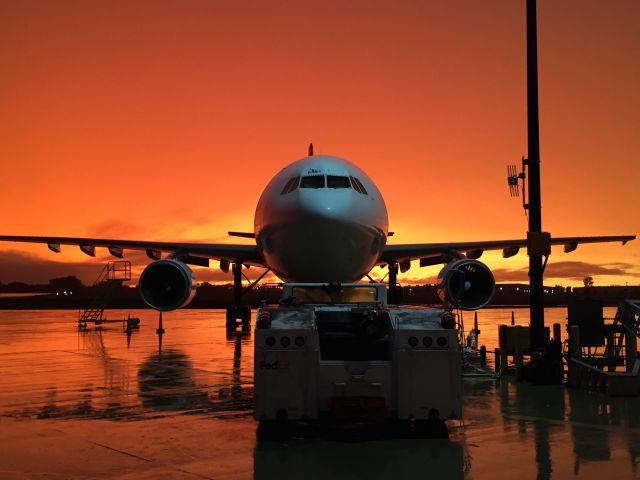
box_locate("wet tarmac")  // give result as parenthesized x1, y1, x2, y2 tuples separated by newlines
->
(1, 307, 639, 479)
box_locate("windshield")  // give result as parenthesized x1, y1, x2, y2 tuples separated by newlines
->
(300, 175, 325, 188)
(290, 286, 378, 304)
(326, 175, 351, 188)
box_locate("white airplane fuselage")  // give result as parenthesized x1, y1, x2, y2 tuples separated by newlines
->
(254, 155, 388, 282)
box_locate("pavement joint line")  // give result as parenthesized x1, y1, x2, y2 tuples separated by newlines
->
(175, 467, 218, 480)
(89, 440, 221, 479)
(88, 440, 152, 462)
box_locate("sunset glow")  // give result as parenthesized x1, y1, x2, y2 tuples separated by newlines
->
(1, 0, 638, 286)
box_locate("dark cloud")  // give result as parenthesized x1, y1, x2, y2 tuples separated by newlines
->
(0, 249, 276, 285)
(490, 268, 530, 283)
(546, 261, 637, 280)
(1, 249, 636, 287)
(0, 250, 106, 284)
(492, 260, 640, 283)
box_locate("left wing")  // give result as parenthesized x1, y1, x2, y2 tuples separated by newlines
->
(0, 235, 264, 266)
(380, 235, 635, 270)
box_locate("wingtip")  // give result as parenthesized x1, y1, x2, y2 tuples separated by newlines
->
(622, 235, 637, 245)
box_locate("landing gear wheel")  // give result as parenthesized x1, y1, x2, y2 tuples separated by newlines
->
(226, 306, 251, 330)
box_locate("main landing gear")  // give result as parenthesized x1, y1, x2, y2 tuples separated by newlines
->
(226, 305, 251, 330)
(225, 262, 270, 331)
(387, 261, 404, 305)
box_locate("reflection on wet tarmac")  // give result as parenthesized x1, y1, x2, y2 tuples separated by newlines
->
(138, 349, 201, 410)
(1, 308, 640, 479)
(254, 439, 465, 479)
(0, 310, 254, 420)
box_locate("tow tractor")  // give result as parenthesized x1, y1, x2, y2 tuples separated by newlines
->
(253, 282, 462, 436)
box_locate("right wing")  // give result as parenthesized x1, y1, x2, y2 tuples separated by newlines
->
(379, 235, 636, 267)
(0, 235, 264, 266)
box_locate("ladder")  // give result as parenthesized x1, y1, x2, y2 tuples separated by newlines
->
(78, 261, 132, 328)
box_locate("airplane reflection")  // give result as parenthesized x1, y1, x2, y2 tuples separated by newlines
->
(137, 349, 206, 410)
(136, 327, 252, 413)
(29, 322, 254, 418)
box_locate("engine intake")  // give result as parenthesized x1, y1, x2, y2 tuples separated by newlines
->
(139, 259, 196, 311)
(437, 259, 495, 310)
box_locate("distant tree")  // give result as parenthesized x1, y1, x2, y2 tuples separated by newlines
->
(583, 276, 594, 288)
(48, 276, 84, 292)
(4, 281, 32, 292)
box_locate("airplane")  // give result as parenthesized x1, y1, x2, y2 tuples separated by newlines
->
(0, 145, 635, 326)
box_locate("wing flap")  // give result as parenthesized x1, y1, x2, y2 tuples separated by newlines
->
(503, 246, 520, 258)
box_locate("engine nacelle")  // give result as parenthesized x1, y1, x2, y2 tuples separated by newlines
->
(139, 259, 196, 311)
(437, 259, 495, 310)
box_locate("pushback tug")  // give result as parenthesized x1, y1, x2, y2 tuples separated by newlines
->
(253, 282, 462, 435)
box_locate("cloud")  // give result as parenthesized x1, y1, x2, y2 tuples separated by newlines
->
(492, 260, 640, 283)
(490, 268, 529, 283)
(83, 217, 255, 245)
(395, 259, 640, 285)
(0, 250, 107, 284)
(1, 247, 637, 287)
(84, 219, 150, 239)
(0, 249, 276, 286)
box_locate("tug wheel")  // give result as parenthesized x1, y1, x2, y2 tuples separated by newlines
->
(257, 410, 289, 441)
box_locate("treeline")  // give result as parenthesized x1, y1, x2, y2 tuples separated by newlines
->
(0, 279, 278, 309)
(0, 275, 85, 293)
(403, 283, 640, 307)
(0, 277, 638, 309)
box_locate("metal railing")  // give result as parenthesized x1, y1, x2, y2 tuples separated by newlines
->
(78, 261, 131, 328)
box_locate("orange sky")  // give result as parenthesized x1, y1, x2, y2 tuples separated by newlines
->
(0, 0, 638, 287)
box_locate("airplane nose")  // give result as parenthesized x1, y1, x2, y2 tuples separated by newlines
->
(298, 189, 353, 221)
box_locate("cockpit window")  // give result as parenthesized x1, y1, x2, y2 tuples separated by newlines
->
(350, 176, 368, 195)
(326, 175, 351, 189)
(300, 175, 325, 188)
(280, 176, 300, 195)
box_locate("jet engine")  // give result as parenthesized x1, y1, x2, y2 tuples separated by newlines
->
(139, 259, 196, 311)
(436, 259, 495, 310)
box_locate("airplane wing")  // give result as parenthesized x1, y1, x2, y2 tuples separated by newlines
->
(0, 235, 265, 267)
(379, 235, 636, 270)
